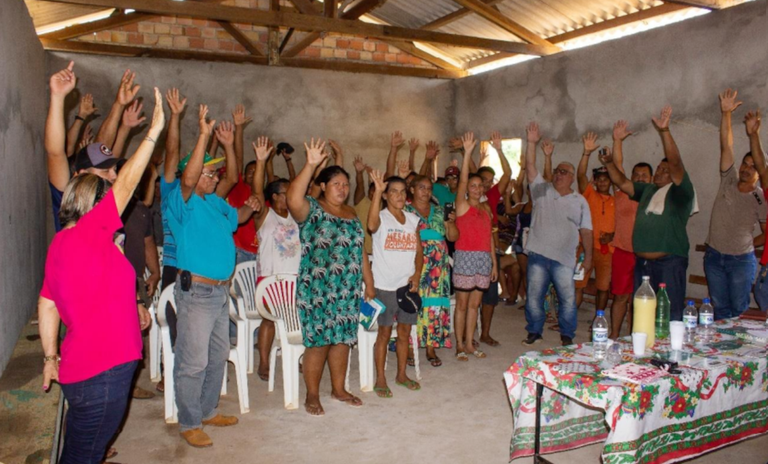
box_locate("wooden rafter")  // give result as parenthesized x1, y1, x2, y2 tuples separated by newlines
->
(451, 0, 559, 52)
(662, 0, 728, 10)
(46, 0, 555, 54)
(421, 0, 504, 31)
(218, 21, 264, 56)
(40, 38, 464, 78)
(466, 3, 689, 69)
(268, 0, 280, 65)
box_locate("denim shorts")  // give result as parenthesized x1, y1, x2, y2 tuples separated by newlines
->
(376, 289, 418, 327)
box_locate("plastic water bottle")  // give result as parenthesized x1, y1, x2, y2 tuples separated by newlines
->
(698, 298, 715, 340)
(592, 310, 609, 360)
(655, 283, 670, 339)
(683, 300, 697, 344)
(633, 276, 657, 348)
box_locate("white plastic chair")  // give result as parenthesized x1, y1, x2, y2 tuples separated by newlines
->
(222, 297, 250, 414)
(254, 274, 304, 410)
(231, 261, 262, 374)
(144, 268, 163, 383)
(155, 284, 178, 423)
(357, 325, 377, 392)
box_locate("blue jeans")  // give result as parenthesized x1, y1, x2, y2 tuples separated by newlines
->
(634, 254, 688, 321)
(753, 264, 768, 311)
(525, 252, 577, 339)
(704, 247, 757, 320)
(60, 361, 138, 464)
(174, 279, 230, 431)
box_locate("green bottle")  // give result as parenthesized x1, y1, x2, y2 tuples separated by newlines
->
(655, 283, 670, 339)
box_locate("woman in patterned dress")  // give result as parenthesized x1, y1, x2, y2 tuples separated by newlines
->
(406, 175, 458, 367)
(287, 138, 375, 416)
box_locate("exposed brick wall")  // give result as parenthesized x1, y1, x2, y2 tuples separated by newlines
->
(73, 0, 436, 69)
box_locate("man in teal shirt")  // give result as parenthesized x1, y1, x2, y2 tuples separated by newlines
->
(433, 166, 459, 207)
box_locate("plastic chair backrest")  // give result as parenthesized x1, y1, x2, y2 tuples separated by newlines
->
(156, 284, 176, 327)
(255, 274, 302, 344)
(232, 261, 260, 321)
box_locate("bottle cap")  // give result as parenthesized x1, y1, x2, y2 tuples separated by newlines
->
(687, 300, 695, 306)
(659, 283, 666, 288)
(642, 275, 650, 280)
(596, 310, 604, 317)
(703, 298, 711, 304)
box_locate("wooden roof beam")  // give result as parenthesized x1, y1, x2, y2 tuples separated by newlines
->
(662, 0, 729, 10)
(217, 21, 264, 56)
(421, 0, 504, 31)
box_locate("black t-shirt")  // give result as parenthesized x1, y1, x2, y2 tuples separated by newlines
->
(121, 198, 153, 276)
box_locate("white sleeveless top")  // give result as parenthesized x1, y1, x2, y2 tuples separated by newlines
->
(371, 208, 420, 291)
(257, 208, 301, 277)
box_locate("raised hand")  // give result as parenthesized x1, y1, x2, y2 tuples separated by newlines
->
(541, 139, 555, 157)
(526, 122, 541, 143)
(744, 110, 761, 136)
(149, 87, 165, 133)
(719, 88, 743, 114)
(598, 146, 614, 166)
(490, 130, 503, 152)
(165, 88, 187, 115)
(244, 195, 263, 213)
(652, 105, 672, 131)
(613, 120, 633, 141)
(78, 123, 94, 151)
(198, 104, 215, 136)
(391, 131, 404, 149)
(78, 93, 97, 118)
(582, 131, 599, 155)
(49, 61, 76, 97)
(232, 104, 252, 126)
(397, 159, 410, 178)
(409, 138, 420, 152)
(461, 131, 477, 155)
(328, 139, 343, 156)
(370, 169, 388, 193)
(252, 136, 273, 161)
(425, 141, 439, 160)
(479, 144, 489, 164)
(304, 138, 327, 166)
(117, 70, 140, 106)
(214, 120, 235, 146)
(448, 137, 463, 151)
(122, 100, 146, 128)
(353, 155, 366, 172)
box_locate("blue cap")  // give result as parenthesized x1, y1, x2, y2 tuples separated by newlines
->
(687, 300, 695, 306)
(703, 298, 711, 304)
(596, 310, 605, 317)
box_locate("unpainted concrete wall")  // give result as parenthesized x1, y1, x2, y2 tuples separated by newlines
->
(46, 52, 454, 179)
(454, 0, 768, 299)
(0, 1, 49, 376)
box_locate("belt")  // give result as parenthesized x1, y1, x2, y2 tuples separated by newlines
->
(178, 270, 230, 287)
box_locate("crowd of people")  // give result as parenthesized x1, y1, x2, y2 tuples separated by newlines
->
(37, 60, 768, 461)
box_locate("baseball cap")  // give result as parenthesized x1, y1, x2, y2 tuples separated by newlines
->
(593, 166, 609, 178)
(276, 142, 294, 155)
(75, 143, 118, 171)
(177, 151, 225, 173)
(445, 166, 460, 177)
(396, 285, 422, 314)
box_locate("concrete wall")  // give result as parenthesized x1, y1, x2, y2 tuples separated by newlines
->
(0, 2, 49, 376)
(454, 0, 768, 298)
(47, 52, 454, 179)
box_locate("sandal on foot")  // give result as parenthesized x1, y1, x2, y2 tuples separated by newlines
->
(396, 379, 421, 391)
(406, 357, 415, 367)
(456, 351, 469, 362)
(331, 393, 363, 408)
(427, 356, 442, 367)
(304, 402, 325, 416)
(480, 337, 500, 347)
(257, 371, 269, 382)
(374, 386, 393, 398)
(471, 350, 487, 359)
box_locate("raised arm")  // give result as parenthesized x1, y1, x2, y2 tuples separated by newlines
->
(353, 156, 367, 205)
(652, 105, 685, 185)
(251, 136, 273, 230)
(598, 147, 634, 196)
(214, 121, 238, 198)
(45, 61, 77, 192)
(232, 104, 251, 175)
(455, 132, 477, 217)
(577, 132, 599, 193)
(525, 122, 541, 183)
(408, 138, 419, 172)
(142, 159, 161, 207)
(420, 141, 438, 177)
(180, 105, 215, 202)
(282, 148, 296, 181)
(66, 93, 97, 158)
(541, 139, 554, 182)
(163, 88, 187, 183)
(719, 89, 742, 173)
(385, 131, 404, 178)
(113, 88, 165, 215)
(745, 110, 768, 189)
(96, 70, 139, 148)
(612, 120, 633, 175)
(329, 139, 344, 170)
(490, 130, 512, 194)
(367, 169, 387, 234)
(112, 100, 146, 159)
(288, 138, 327, 223)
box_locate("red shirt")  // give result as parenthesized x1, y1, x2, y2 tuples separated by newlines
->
(762, 190, 768, 265)
(486, 184, 502, 225)
(228, 175, 258, 254)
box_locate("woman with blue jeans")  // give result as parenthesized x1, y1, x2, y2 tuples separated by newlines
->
(38, 81, 164, 462)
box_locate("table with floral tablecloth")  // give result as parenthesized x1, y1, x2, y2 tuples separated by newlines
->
(504, 318, 768, 463)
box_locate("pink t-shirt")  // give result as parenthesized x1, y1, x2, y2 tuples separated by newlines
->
(40, 190, 142, 384)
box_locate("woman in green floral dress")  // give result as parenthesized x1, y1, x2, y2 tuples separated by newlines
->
(287, 139, 375, 416)
(406, 175, 459, 366)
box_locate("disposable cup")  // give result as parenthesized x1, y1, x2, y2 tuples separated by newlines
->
(632, 332, 647, 356)
(670, 321, 685, 351)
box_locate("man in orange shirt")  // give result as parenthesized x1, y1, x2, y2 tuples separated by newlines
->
(576, 132, 615, 314)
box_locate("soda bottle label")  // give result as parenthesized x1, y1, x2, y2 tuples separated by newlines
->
(593, 328, 608, 343)
(684, 315, 697, 329)
(699, 313, 713, 326)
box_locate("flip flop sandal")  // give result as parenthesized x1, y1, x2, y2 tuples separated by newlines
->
(471, 350, 487, 359)
(257, 371, 269, 382)
(456, 351, 469, 362)
(396, 379, 421, 391)
(331, 393, 363, 408)
(374, 386, 393, 398)
(481, 338, 500, 347)
(427, 356, 442, 367)
(407, 357, 416, 367)
(304, 402, 325, 416)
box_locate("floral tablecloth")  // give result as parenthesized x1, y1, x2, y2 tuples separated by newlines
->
(504, 318, 768, 463)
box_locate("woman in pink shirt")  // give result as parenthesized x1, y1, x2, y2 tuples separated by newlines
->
(38, 84, 164, 464)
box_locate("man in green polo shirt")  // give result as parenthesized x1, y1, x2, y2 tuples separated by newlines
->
(599, 106, 696, 320)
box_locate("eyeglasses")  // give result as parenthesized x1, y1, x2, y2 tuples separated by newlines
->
(554, 168, 574, 176)
(201, 171, 218, 179)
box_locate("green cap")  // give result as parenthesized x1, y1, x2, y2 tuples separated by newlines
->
(177, 151, 225, 173)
